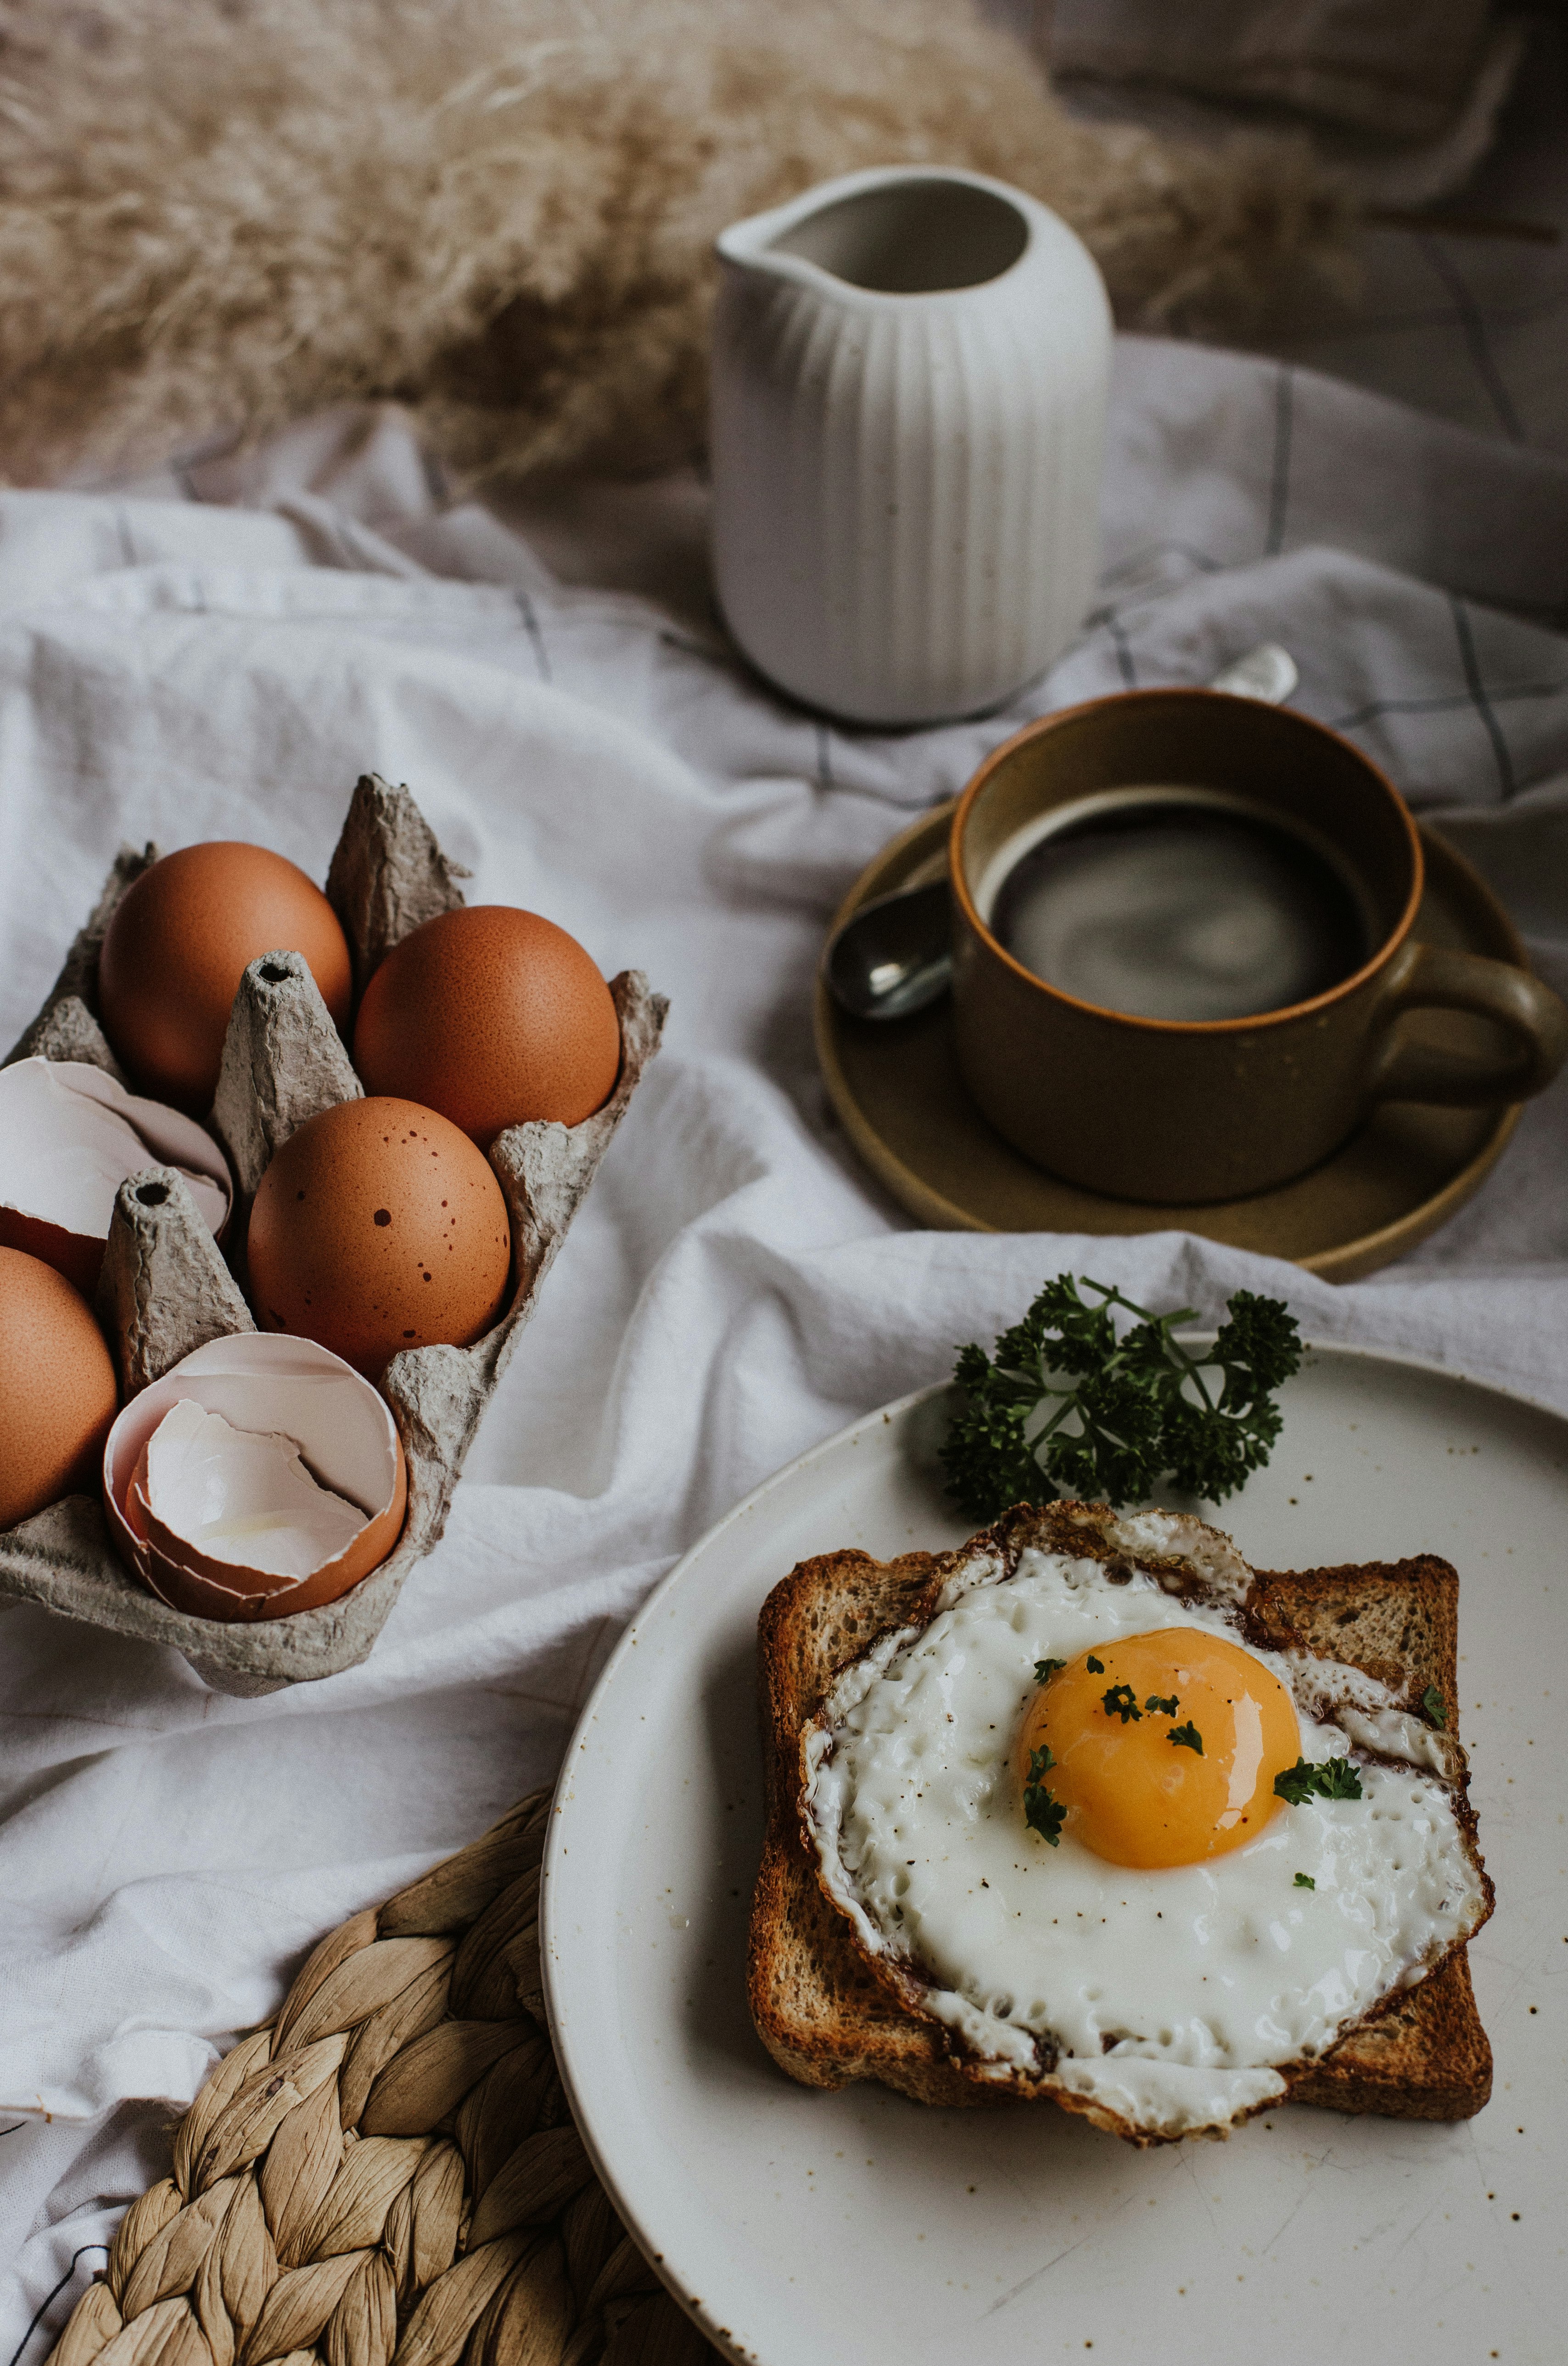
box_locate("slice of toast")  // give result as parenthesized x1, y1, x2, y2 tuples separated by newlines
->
(748, 1500, 1492, 2137)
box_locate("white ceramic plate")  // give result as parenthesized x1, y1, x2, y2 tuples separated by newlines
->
(543, 1347, 1567, 2366)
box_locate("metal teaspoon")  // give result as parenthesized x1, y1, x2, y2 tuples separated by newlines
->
(821, 644, 1300, 1022)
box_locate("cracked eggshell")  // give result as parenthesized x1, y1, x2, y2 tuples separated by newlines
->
(0, 1059, 231, 1296)
(133, 1400, 371, 1582)
(102, 1333, 406, 1621)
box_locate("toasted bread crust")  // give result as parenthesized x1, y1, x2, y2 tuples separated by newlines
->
(749, 1504, 1493, 2136)
(750, 1547, 984, 2106)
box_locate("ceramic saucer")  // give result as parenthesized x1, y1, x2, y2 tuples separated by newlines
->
(815, 806, 1524, 1279)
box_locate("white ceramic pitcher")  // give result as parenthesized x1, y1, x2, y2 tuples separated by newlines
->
(711, 165, 1111, 729)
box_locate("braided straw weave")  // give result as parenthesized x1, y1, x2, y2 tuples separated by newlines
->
(45, 1794, 717, 2366)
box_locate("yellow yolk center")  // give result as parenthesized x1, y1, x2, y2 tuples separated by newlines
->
(1014, 1627, 1300, 1868)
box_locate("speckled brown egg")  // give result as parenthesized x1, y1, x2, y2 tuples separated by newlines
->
(247, 1098, 511, 1379)
(0, 1245, 119, 1528)
(353, 906, 621, 1147)
(100, 842, 353, 1110)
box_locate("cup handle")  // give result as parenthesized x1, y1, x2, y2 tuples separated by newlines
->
(1369, 940, 1568, 1106)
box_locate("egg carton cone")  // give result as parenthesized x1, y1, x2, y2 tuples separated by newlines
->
(0, 775, 666, 1695)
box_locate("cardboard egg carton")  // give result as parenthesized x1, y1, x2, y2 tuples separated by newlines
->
(0, 774, 666, 1695)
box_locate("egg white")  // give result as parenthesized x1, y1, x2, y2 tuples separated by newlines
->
(805, 1542, 1488, 2140)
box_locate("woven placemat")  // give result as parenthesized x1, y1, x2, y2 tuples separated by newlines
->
(45, 1794, 717, 2366)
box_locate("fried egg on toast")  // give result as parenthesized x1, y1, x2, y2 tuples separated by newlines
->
(750, 1501, 1492, 2145)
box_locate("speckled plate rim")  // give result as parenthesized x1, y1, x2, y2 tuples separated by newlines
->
(815, 803, 1523, 1278)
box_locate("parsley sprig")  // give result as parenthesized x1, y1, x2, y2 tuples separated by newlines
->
(940, 1275, 1302, 1519)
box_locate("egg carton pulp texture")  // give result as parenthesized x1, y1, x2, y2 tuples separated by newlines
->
(0, 774, 666, 1694)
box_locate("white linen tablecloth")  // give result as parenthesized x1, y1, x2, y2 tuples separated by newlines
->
(2, 332, 1567, 2355)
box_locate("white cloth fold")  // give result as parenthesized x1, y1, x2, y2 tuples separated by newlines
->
(3, 333, 1567, 2353)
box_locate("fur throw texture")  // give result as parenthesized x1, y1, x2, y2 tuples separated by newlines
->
(0, 0, 1350, 489)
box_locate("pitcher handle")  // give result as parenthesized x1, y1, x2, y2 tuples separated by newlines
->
(1369, 940, 1568, 1106)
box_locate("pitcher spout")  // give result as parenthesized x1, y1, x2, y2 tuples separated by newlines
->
(714, 203, 798, 285)
(717, 164, 1034, 300)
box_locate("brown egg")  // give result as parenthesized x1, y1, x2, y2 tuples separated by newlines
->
(0, 1246, 119, 1528)
(353, 906, 621, 1147)
(247, 1097, 512, 1378)
(100, 842, 353, 1110)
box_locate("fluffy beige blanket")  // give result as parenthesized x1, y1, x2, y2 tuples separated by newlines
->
(0, 0, 1347, 489)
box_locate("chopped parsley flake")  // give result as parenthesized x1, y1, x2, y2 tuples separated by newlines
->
(1167, 1721, 1204, 1755)
(1086, 1654, 1105, 1674)
(1294, 1873, 1315, 1890)
(1102, 1683, 1142, 1723)
(1422, 1684, 1448, 1728)
(1023, 1744, 1066, 1845)
(1034, 1658, 1065, 1683)
(1275, 1755, 1364, 1805)
(1144, 1693, 1179, 1717)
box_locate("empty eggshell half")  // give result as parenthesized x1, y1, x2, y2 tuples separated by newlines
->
(0, 1058, 231, 1296)
(103, 1332, 406, 1621)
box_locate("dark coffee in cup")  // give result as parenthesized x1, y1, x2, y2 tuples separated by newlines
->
(983, 787, 1375, 1024)
(949, 690, 1568, 1203)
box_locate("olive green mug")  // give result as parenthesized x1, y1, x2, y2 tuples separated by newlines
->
(949, 689, 1568, 1204)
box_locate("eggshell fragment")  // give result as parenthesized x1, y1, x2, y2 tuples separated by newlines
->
(247, 1096, 512, 1378)
(102, 1333, 406, 1620)
(353, 906, 622, 1145)
(135, 1402, 369, 1575)
(0, 1246, 120, 1529)
(0, 1058, 231, 1296)
(99, 841, 353, 1110)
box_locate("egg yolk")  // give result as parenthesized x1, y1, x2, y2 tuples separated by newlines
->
(1013, 1628, 1300, 1868)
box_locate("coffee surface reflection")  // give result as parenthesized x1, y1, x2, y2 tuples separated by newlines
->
(987, 788, 1373, 1024)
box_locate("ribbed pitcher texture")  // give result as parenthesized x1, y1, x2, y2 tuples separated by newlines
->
(711, 166, 1111, 728)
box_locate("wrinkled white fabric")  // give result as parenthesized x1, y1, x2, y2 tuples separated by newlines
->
(2, 333, 1567, 2355)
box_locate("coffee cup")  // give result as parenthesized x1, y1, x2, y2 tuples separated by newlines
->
(949, 689, 1568, 1204)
